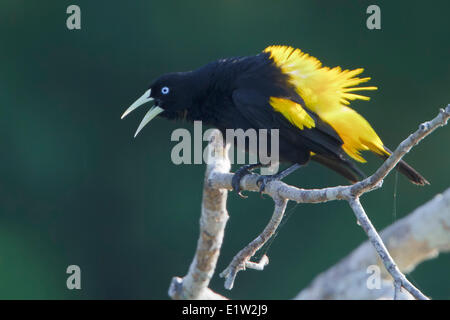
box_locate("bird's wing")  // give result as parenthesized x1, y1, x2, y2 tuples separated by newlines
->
(231, 89, 348, 160)
(263, 45, 387, 162)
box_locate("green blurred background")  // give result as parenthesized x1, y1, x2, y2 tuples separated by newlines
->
(0, 0, 449, 299)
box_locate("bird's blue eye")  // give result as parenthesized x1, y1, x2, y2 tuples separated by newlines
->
(161, 86, 170, 95)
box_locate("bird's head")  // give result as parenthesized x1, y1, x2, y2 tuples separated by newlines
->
(121, 71, 197, 137)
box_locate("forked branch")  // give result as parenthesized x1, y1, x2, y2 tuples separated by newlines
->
(168, 104, 449, 300)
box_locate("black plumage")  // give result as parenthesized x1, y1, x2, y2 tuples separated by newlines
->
(123, 47, 428, 190)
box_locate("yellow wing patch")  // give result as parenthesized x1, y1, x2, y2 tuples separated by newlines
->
(264, 45, 388, 162)
(269, 97, 315, 130)
(322, 107, 388, 162)
(264, 45, 378, 111)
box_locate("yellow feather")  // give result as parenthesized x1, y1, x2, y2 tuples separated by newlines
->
(269, 97, 315, 130)
(264, 45, 388, 162)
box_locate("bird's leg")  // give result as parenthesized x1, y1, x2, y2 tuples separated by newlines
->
(257, 163, 302, 194)
(232, 163, 267, 198)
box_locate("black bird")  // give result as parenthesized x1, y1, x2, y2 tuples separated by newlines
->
(122, 45, 428, 196)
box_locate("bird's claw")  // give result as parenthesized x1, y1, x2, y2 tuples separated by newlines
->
(256, 175, 278, 197)
(232, 167, 253, 198)
(236, 191, 248, 199)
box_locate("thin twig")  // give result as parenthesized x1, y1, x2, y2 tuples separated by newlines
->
(219, 196, 288, 289)
(350, 106, 450, 196)
(348, 197, 428, 300)
(296, 187, 450, 300)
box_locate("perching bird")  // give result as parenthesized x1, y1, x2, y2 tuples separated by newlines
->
(122, 45, 428, 196)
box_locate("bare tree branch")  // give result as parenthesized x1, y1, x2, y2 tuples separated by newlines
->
(168, 134, 231, 300)
(220, 195, 288, 289)
(168, 104, 449, 300)
(348, 197, 427, 300)
(296, 187, 450, 300)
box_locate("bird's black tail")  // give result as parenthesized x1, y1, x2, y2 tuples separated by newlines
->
(311, 148, 429, 186)
(311, 154, 366, 184)
(379, 147, 430, 186)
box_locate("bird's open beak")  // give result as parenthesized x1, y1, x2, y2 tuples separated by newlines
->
(121, 89, 164, 137)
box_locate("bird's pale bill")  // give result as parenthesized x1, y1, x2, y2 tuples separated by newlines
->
(121, 89, 164, 137)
